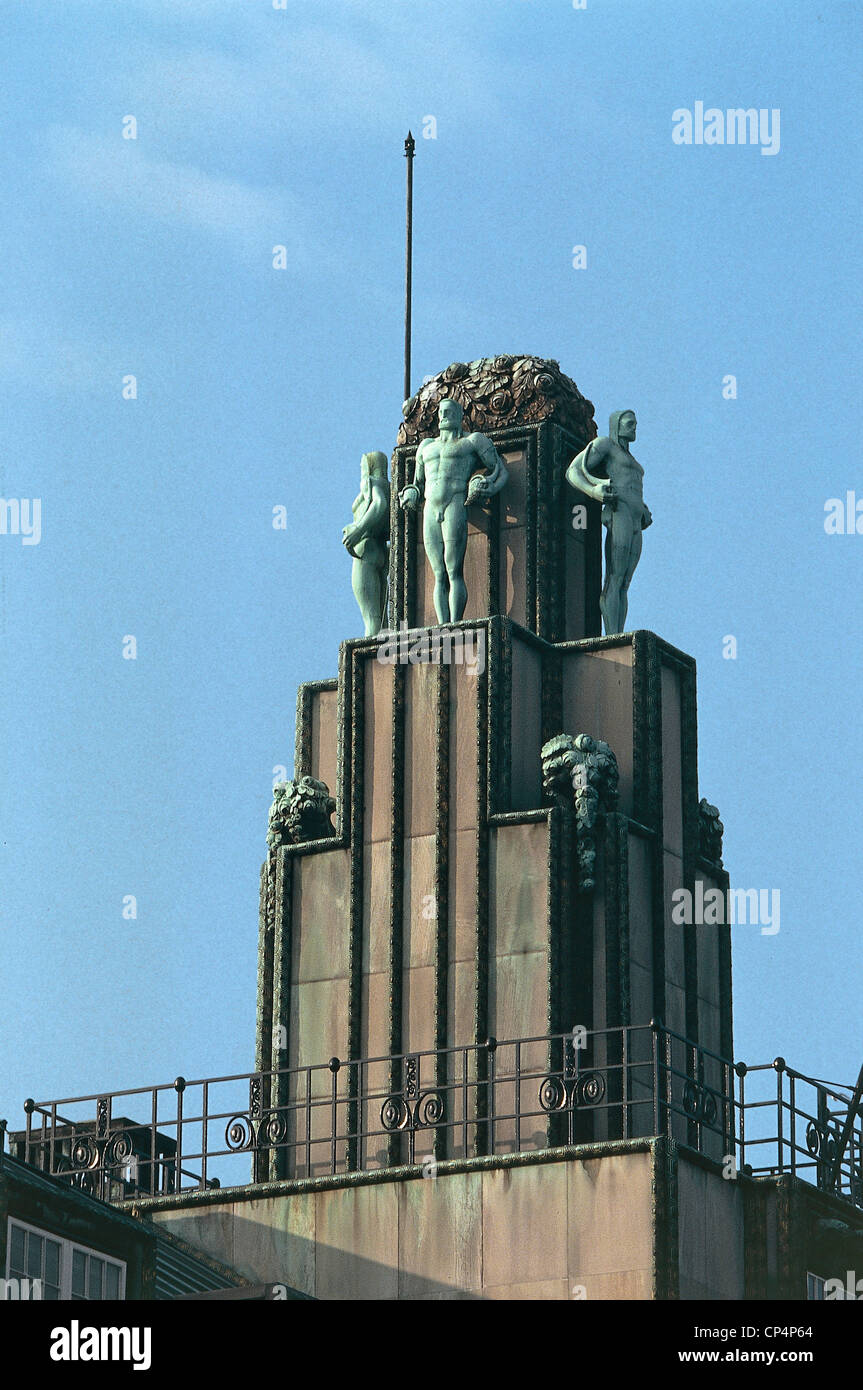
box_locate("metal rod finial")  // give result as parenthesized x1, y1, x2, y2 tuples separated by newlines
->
(404, 131, 415, 158)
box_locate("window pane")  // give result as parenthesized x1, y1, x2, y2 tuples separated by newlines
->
(9, 1225, 25, 1276)
(72, 1250, 87, 1298)
(104, 1263, 121, 1299)
(44, 1283, 61, 1300)
(26, 1233, 42, 1279)
(45, 1240, 61, 1285)
(88, 1257, 103, 1300)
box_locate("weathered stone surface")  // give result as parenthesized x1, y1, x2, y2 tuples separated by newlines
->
(489, 950, 548, 1051)
(678, 1160, 745, 1299)
(448, 664, 479, 832)
(401, 963, 435, 1054)
(566, 1152, 653, 1277)
(314, 1182, 399, 1300)
(448, 829, 478, 964)
(398, 1171, 482, 1297)
(482, 1162, 567, 1287)
(293, 850, 350, 984)
(563, 644, 634, 805)
(403, 834, 436, 970)
(490, 823, 548, 957)
(309, 688, 338, 795)
(663, 850, 687, 990)
(231, 1194, 316, 1294)
(661, 663, 684, 857)
(581, 1269, 652, 1300)
(290, 978, 349, 1093)
(152, 1205, 237, 1273)
(363, 839, 391, 977)
(360, 970, 389, 1062)
(404, 662, 438, 837)
(483, 1278, 571, 1300)
(364, 658, 394, 845)
(510, 639, 542, 810)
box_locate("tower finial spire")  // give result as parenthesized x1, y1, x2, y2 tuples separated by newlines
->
(403, 131, 415, 405)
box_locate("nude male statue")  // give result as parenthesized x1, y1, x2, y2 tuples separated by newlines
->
(566, 409, 652, 635)
(398, 398, 508, 624)
(342, 451, 390, 636)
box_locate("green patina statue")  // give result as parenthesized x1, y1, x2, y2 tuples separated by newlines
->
(342, 451, 390, 636)
(566, 409, 652, 635)
(398, 398, 508, 624)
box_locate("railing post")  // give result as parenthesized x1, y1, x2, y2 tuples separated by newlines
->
(689, 1040, 700, 1152)
(173, 1077, 186, 1193)
(351, 1060, 362, 1175)
(462, 1046, 469, 1159)
(23, 1100, 34, 1166)
(773, 1058, 785, 1174)
(486, 1038, 497, 1156)
(515, 1041, 522, 1153)
(734, 1063, 747, 1173)
(789, 1072, 796, 1178)
(651, 1021, 661, 1136)
(817, 1085, 830, 1190)
(306, 1067, 312, 1179)
(150, 1089, 158, 1196)
(328, 1057, 340, 1175)
(200, 1081, 209, 1191)
(722, 1059, 732, 1161)
(565, 1033, 576, 1148)
(433, 1043, 447, 1168)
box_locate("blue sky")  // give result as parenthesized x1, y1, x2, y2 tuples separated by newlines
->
(1, 0, 861, 1129)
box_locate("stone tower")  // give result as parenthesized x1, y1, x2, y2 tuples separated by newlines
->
(254, 355, 732, 1188)
(18, 357, 862, 1304)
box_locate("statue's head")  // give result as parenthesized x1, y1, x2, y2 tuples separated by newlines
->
(438, 398, 464, 434)
(609, 410, 636, 445)
(361, 451, 389, 481)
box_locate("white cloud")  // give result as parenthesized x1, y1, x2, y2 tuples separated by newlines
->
(58, 11, 505, 146)
(0, 313, 118, 391)
(45, 126, 300, 253)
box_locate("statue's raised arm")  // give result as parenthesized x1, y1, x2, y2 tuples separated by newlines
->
(566, 438, 615, 506)
(465, 432, 509, 505)
(398, 447, 425, 513)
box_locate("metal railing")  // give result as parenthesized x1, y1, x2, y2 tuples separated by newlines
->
(12, 1024, 861, 1211)
(736, 1057, 863, 1206)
